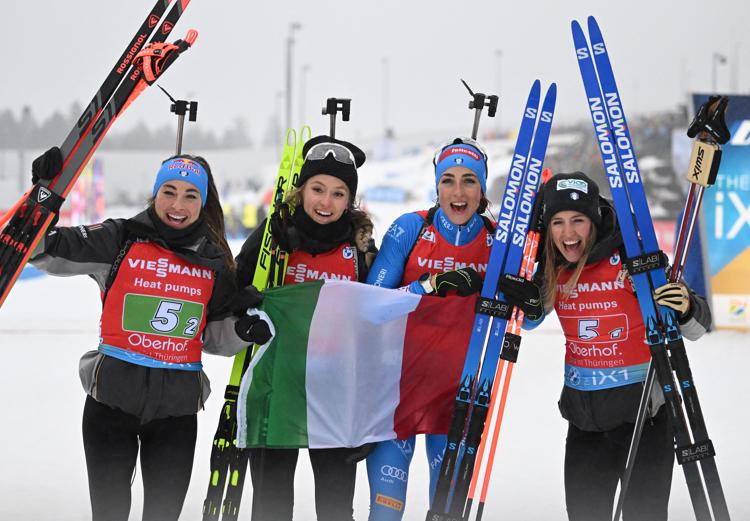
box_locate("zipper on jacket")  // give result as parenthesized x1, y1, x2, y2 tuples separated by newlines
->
(196, 371, 205, 411)
(92, 355, 105, 401)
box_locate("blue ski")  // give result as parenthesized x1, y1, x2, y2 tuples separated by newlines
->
(427, 80, 539, 519)
(428, 80, 557, 520)
(573, 16, 729, 521)
(447, 83, 557, 517)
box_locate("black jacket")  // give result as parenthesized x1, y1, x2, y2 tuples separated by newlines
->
(236, 216, 376, 286)
(31, 211, 247, 422)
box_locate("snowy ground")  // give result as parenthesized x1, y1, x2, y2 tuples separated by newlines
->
(1, 271, 748, 521)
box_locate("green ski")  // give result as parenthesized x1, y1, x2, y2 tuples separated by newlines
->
(202, 126, 309, 521)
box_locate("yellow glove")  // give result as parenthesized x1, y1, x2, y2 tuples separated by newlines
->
(653, 282, 690, 316)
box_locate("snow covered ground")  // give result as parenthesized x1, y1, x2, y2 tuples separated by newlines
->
(1, 270, 748, 521)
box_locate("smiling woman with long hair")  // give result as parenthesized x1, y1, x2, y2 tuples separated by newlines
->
(498, 171, 713, 521)
(28, 151, 270, 521)
(234, 135, 376, 521)
(363, 137, 502, 521)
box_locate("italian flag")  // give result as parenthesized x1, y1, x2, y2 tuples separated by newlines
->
(237, 280, 475, 449)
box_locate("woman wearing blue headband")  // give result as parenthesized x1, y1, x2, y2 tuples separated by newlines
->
(364, 138, 495, 521)
(28, 149, 272, 521)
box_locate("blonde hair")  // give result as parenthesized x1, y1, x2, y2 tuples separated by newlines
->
(280, 182, 374, 252)
(542, 223, 597, 310)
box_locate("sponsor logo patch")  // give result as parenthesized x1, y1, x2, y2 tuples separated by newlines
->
(557, 178, 589, 193)
(438, 146, 481, 163)
(375, 494, 404, 511)
(566, 366, 581, 386)
(37, 187, 52, 203)
(381, 465, 408, 482)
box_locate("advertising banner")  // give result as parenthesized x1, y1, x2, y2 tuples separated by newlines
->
(693, 94, 750, 329)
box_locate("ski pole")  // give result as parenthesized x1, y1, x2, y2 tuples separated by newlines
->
(610, 92, 730, 521)
(463, 358, 505, 519)
(467, 182, 544, 521)
(672, 95, 728, 281)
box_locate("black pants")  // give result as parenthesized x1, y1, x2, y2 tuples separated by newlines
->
(81, 395, 197, 521)
(564, 408, 674, 521)
(249, 447, 357, 521)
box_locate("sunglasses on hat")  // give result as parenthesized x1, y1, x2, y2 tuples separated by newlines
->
(305, 142, 357, 166)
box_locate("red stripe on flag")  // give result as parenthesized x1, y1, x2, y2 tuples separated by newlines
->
(394, 295, 476, 438)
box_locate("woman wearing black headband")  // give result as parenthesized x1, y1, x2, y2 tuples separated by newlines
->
(499, 171, 712, 521)
(235, 135, 377, 521)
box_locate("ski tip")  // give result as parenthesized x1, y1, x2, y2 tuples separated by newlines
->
(543, 83, 558, 105)
(299, 125, 312, 142)
(529, 79, 541, 98)
(285, 128, 297, 145)
(587, 16, 603, 41)
(571, 19, 581, 32)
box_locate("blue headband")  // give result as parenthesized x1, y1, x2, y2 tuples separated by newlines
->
(434, 143, 487, 192)
(152, 158, 209, 207)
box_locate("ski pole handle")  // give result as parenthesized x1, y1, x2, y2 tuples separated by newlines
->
(672, 97, 730, 280)
(686, 96, 729, 187)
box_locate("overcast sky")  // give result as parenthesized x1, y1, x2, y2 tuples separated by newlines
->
(2, 0, 749, 144)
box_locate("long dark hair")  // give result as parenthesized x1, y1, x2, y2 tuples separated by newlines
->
(153, 154, 235, 271)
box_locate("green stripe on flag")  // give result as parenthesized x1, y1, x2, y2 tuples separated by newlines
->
(242, 280, 324, 447)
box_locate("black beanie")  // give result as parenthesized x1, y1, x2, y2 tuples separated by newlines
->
(297, 135, 366, 198)
(542, 172, 602, 229)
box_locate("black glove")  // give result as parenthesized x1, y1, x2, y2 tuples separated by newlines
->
(227, 286, 264, 316)
(344, 442, 377, 464)
(434, 268, 483, 297)
(235, 313, 273, 345)
(497, 273, 544, 321)
(31, 147, 63, 184)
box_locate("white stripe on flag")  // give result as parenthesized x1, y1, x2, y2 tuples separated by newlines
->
(305, 281, 421, 448)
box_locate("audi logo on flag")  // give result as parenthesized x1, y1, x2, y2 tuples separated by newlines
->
(381, 465, 407, 482)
